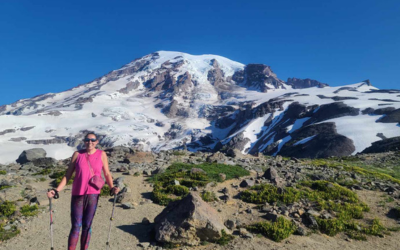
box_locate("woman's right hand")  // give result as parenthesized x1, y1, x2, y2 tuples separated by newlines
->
(47, 189, 56, 199)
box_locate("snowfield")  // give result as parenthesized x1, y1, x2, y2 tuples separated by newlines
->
(0, 51, 399, 164)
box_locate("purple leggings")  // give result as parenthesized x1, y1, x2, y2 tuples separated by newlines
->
(68, 194, 99, 250)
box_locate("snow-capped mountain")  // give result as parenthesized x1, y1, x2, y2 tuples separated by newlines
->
(0, 51, 399, 164)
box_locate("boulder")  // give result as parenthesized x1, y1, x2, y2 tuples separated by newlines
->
(31, 157, 57, 167)
(16, 148, 47, 164)
(206, 152, 228, 163)
(154, 192, 228, 246)
(361, 136, 400, 154)
(263, 167, 279, 180)
(240, 179, 255, 188)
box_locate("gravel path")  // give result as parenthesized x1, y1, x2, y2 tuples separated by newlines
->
(1, 174, 400, 250)
(0, 174, 164, 250)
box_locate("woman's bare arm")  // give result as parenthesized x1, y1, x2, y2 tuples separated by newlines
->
(47, 151, 78, 198)
(102, 151, 120, 194)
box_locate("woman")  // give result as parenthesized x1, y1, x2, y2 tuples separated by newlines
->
(47, 132, 120, 250)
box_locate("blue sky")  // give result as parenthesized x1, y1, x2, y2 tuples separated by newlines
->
(0, 0, 399, 105)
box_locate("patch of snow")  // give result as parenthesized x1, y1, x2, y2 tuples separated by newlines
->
(293, 135, 317, 146)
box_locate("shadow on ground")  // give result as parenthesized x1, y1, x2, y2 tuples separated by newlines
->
(141, 191, 152, 200)
(117, 223, 155, 243)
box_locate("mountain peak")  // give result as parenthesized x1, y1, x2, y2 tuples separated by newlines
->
(1, 51, 399, 164)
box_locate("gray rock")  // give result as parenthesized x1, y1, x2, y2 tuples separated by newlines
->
(307, 215, 319, 229)
(240, 179, 255, 188)
(225, 219, 236, 230)
(296, 225, 308, 236)
(264, 212, 279, 222)
(121, 203, 132, 209)
(16, 148, 47, 164)
(154, 192, 228, 246)
(263, 167, 279, 180)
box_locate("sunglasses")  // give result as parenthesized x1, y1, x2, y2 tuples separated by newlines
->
(84, 138, 97, 142)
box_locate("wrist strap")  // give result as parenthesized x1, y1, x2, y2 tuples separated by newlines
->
(49, 188, 59, 199)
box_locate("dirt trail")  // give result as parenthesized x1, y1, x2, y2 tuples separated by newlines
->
(0, 174, 163, 250)
(1, 174, 400, 250)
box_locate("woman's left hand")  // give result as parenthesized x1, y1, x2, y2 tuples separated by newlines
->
(111, 187, 120, 195)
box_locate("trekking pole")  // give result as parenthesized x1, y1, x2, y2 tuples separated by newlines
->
(49, 197, 54, 250)
(106, 192, 117, 250)
(48, 189, 59, 250)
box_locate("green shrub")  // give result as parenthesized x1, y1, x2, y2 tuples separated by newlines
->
(165, 185, 189, 196)
(0, 170, 6, 175)
(241, 181, 372, 238)
(247, 217, 296, 242)
(100, 185, 111, 197)
(317, 218, 346, 236)
(201, 191, 217, 202)
(0, 224, 20, 241)
(150, 162, 249, 205)
(20, 204, 39, 217)
(50, 170, 74, 185)
(363, 219, 385, 236)
(241, 184, 301, 204)
(33, 168, 52, 176)
(0, 186, 12, 191)
(346, 231, 367, 241)
(37, 177, 47, 182)
(307, 158, 400, 185)
(152, 188, 176, 206)
(0, 201, 16, 217)
(215, 230, 234, 245)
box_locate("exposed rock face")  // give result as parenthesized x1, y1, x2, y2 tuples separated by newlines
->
(361, 136, 400, 154)
(154, 192, 228, 246)
(216, 132, 250, 153)
(20, 126, 35, 131)
(286, 78, 328, 89)
(377, 108, 400, 123)
(362, 107, 395, 115)
(9, 137, 27, 142)
(118, 81, 140, 94)
(279, 122, 356, 158)
(317, 95, 358, 101)
(304, 102, 359, 125)
(145, 70, 176, 91)
(163, 100, 178, 118)
(0, 129, 16, 135)
(45, 111, 62, 116)
(16, 148, 47, 164)
(232, 64, 286, 92)
(26, 137, 67, 145)
(207, 60, 225, 87)
(174, 72, 193, 94)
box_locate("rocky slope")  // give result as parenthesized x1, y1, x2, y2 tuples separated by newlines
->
(1, 147, 400, 249)
(0, 51, 399, 163)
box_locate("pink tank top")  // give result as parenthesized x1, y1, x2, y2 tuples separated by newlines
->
(72, 149, 104, 195)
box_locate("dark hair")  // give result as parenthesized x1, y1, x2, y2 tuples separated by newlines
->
(85, 132, 97, 140)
